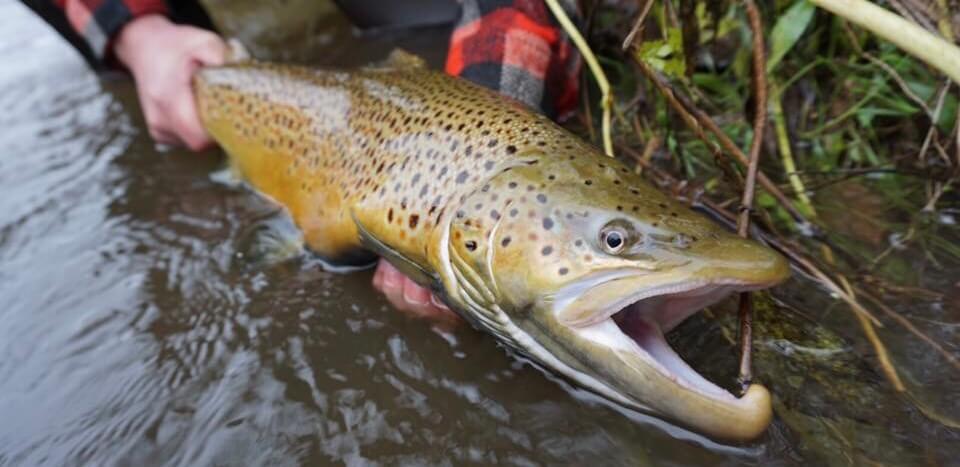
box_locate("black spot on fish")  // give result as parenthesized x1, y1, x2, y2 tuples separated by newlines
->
(490, 210, 501, 220)
(542, 217, 554, 230)
(537, 194, 547, 204)
(558, 267, 569, 276)
(387, 208, 394, 222)
(409, 215, 419, 229)
(541, 246, 553, 256)
(585, 180, 592, 186)
(506, 145, 517, 154)
(456, 171, 469, 184)
(501, 237, 511, 247)
(465, 240, 477, 251)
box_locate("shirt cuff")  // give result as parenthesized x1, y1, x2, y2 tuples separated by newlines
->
(62, 0, 168, 62)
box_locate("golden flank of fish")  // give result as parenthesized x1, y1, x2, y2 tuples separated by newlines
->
(193, 51, 791, 441)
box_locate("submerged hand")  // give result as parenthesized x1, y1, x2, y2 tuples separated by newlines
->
(372, 259, 459, 323)
(113, 15, 226, 151)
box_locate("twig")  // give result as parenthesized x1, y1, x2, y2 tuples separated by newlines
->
(736, 0, 767, 393)
(545, 0, 615, 156)
(637, 135, 661, 176)
(622, 0, 655, 51)
(856, 287, 960, 372)
(838, 276, 905, 392)
(634, 60, 819, 233)
(839, 19, 936, 120)
(809, 0, 960, 84)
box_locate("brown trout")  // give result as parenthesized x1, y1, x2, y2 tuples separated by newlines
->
(194, 51, 790, 441)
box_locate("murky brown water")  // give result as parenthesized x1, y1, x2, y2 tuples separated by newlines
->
(2, 1, 958, 465)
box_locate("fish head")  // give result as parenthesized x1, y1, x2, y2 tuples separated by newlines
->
(440, 150, 790, 441)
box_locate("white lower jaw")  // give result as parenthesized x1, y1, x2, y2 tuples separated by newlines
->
(567, 284, 747, 403)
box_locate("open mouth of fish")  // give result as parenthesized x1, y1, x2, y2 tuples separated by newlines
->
(547, 273, 779, 439)
(605, 281, 759, 401)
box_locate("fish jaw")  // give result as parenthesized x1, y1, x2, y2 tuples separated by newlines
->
(518, 255, 788, 441)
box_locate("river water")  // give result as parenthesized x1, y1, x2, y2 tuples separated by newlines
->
(1, 1, 957, 465)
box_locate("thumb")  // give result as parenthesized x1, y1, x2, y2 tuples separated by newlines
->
(190, 32, 228, 67)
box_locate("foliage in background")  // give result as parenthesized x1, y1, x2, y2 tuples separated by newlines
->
(577, 0, 959, 283)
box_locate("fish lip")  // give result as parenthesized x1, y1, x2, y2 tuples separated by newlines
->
(553, 269, 779, 329)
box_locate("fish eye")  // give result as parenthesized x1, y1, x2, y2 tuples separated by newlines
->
(599, 225, 628, 254)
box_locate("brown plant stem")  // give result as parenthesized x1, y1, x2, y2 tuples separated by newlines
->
(736, 0, 767, 392)
(633, 60, 818, 235)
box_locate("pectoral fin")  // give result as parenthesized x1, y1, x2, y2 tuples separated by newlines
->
(354, 217, 435, 287)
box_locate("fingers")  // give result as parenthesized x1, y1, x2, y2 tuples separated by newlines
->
(171, 90, 213, 151)
(189, 31, 228, 67)
(372, 260, 460, 322)
(123, 22, 225, 152)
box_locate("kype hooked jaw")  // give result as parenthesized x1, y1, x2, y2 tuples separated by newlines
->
(549, 272, 780, 441)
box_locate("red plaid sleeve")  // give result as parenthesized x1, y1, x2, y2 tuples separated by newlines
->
(446, 0, 581, 120)
(54, 0, 168, 61)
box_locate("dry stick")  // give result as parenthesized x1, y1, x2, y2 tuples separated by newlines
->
(856, 287, 960, 372)
(839, 19, 935, 120)
(634, 61, 817, 234)
(838, 275, 906, 392)
(735, 0, 767, 392)
(622, 0, 656, 51)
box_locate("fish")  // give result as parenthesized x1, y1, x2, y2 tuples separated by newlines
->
(193, 50, 791, 441)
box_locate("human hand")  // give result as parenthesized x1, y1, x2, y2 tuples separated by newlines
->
(113, 15, 226, 151)
(372, 259, 460, 323)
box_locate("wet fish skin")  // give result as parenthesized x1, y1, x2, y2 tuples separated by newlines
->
(194, 55, 790, 440)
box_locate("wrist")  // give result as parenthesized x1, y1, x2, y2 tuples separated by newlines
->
(113, 14, 175, 72)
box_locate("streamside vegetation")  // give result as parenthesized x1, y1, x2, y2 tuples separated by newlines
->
(562, 0, 959, 451)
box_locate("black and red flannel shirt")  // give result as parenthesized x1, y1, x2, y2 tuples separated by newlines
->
(447, 0, 580, 119)
(23, 0, 580, 118)
(20, 0, 212, 67)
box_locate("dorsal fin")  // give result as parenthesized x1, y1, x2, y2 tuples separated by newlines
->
(225, 38, 253, 63)
(382, 49, 427, 69)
